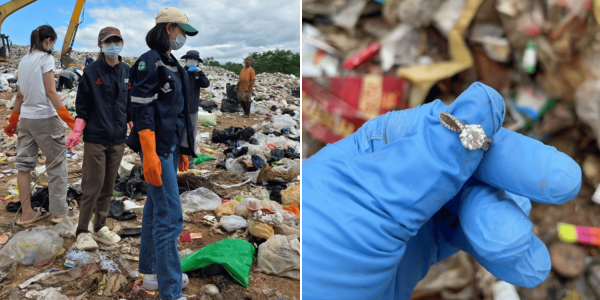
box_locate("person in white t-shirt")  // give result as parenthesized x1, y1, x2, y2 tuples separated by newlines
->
(4, 25, 76, 225)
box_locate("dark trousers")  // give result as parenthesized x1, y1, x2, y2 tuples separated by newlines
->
(58, 76, 73, 92)
(76, 142, 125, 236)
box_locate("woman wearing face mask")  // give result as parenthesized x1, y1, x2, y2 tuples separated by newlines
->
(4, 25, 75, 225)
(126, 8, 197, 299)
(66, 27, 133, 250)
(181, 50, 210, 170)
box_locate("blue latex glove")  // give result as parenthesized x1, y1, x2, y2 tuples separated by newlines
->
(302, 82, 582, 300)
(188, 66, 198, 72)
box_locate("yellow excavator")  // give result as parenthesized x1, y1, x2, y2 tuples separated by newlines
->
(0, 0, 86, 66)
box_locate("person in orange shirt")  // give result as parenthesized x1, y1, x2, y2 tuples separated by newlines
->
(234, 56, 255, 118)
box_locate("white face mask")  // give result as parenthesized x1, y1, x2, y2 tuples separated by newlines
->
(186, 60, 198, 67)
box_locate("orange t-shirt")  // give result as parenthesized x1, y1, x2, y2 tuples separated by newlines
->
(238, 67, 256, 93)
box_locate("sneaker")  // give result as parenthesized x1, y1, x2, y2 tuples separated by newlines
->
(75, 233, 99, 250)
(143, 273, 189, 290)
(92, 226, 121, 246)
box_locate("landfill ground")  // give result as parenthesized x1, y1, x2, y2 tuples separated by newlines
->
(0, 91, 300, 300)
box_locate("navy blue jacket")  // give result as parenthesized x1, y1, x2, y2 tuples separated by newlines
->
(126, 49, 196, 158)
(184, 66, 210, 114)
(75, 56, 132, 145)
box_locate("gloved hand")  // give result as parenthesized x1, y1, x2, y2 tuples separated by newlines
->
(302, 82, 582, 300)
(4, 111, 20, 137)
(188, 66, 198, 72)
(66, 118, 86, 151)
(57, 106, 75, 129)
(139, 129, 162, 186)
(179, 154, 189, 172)
(128, 121, 134, 130)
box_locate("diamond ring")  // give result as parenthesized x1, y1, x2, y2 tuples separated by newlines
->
(439, 112, 492, 151)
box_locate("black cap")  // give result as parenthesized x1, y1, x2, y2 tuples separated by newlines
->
(181, 50, 203, 63)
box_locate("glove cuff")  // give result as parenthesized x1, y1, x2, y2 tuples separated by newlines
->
(73, 118, 86, 134)
(139, 129, 157, 156)
(9, 111, 20, 123)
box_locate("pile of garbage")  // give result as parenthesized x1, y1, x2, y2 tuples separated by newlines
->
(303, 0, 600, 299)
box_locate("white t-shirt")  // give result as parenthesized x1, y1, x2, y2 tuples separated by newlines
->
(17, 50, 57, 119)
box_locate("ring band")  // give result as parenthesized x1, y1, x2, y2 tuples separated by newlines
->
(439, 112, 492, 151)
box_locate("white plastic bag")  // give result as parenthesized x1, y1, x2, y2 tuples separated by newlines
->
(52, 215, 77, 238)
(0, 229, 63, 266)
(180, 187, 222, 212)
(219, 215, 248, 232)
(235, 198, 262, 218)
(256, 234, 300, 280)
(225, 157, 247, 174)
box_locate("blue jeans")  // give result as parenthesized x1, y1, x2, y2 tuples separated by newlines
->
(139, 144, 183, 300)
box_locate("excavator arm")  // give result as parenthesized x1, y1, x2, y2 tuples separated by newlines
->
(60, 0, 86, 68)
(0, 0, 38, 62)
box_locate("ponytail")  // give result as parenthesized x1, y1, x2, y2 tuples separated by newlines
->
(30, 25, 57, 54)
(97, 52, 104, 61)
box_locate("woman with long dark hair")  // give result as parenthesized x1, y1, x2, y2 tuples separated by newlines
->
(66, 27, 133, 251)
(126, 7, 198, 299)
(4, 25, 75, 225)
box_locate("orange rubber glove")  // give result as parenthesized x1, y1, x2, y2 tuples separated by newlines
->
(4, 111, 20, 137)
(179, 154, 189, 172)
(139, 129, 162, 186)
(56, 106, 75, 129)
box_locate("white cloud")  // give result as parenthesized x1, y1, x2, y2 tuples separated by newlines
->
(71, 0, 300, 64)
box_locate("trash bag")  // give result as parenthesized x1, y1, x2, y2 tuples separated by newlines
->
(220, 215, 248, 232)
(114, 165, 147, 200)
(274, 221, 300, 236)
(216, 160, 227, 169)
(271, 115, 297, 130)
(0, 229, 63, 266)
(224, 145, 247, 159)
(225, 157, 247, 174)
(108, 200, 137, 221)
(248, 219, 275, 240)
(235, 198, 262, 218)
(281, 183, 300, 207)
(262, 179, 289, 203)
(284, 148, 300, 159)
(226, 83, 239, 102)
(220, 98, 241, 113)
(5, 187, 51, 212)
(282, 108, 296, 116)
(181, 187, 222, 212)
(256, 235, 300, 280)
(181, 238, 255, 288)
(252, 155, 265, 170)
(211, 126, 255, 144)
(52, 216, 77, 238)
(214, 200, 237, 217)
(268, 149, 285, 163)
(199, 99, 218, 112)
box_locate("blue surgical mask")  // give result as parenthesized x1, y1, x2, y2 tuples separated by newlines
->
(186, 59, 198, 67)
(170, 32, 186, 51)
(102, 42, 123, 59)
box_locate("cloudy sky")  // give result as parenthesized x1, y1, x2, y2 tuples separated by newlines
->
(3, 0, 300, 64)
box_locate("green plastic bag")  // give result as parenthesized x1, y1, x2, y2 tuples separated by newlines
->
(193, 154, 216, 165)
(181, 238, 255, 288)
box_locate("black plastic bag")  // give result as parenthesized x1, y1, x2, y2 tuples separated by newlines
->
(220, 98, 241, 113)
(108, 199, 137, 221)
(113, 165, 148, 200)
(252, 155, 265, 169)
(200, 100, 218, 112)
(5, 187, 51, 212)
(226, 83, 238, 101)
(211, 126, 255, 144)
(268, 149, 285, 163)
(216, 160, 227, 169)
(262, 179, 288, 203)
(284, 148, 300, 159)
(282, 109, 295, 116)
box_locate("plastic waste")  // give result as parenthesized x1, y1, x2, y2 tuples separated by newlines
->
(193, 154, 216, 165)
(235, 198, 262, 218)
(220, 215, 248, 232)
(248, 219, 275, 240)
(200, 284, 220, 295)
(281, 183, 300, 207)
(108, 199, 137, 220)
(492, 281, 521, 300)
(0, 229, 63, 266)
(123, 200, 144, 213)
(181, 187, 222, 212)
(212, 126, 255, 144)
(413, 251, 472, 297)
(34, 165, 49, 182)
(113, 165, 147, 200)
(252, 155, 265, 169)
(52, 215, 77, 238)
(271, 114, 297, 130)
(199, 99, 218, 113)
(181, 238, 255, 287)
(118, 160, 134, 178)
(225, 157, 247, 174)
(198, 111, 217, 126)
(256, 234, 300, 280)
(274, 221, 300, 236)
(214, 200, 237, 217)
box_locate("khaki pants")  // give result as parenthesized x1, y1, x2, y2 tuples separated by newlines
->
(16, 116, 68, 216)
(76, 142, 125, 236)
(237, 91, 252, 116)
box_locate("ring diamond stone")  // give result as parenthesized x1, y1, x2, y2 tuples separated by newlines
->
(439, 112, 492, 151)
